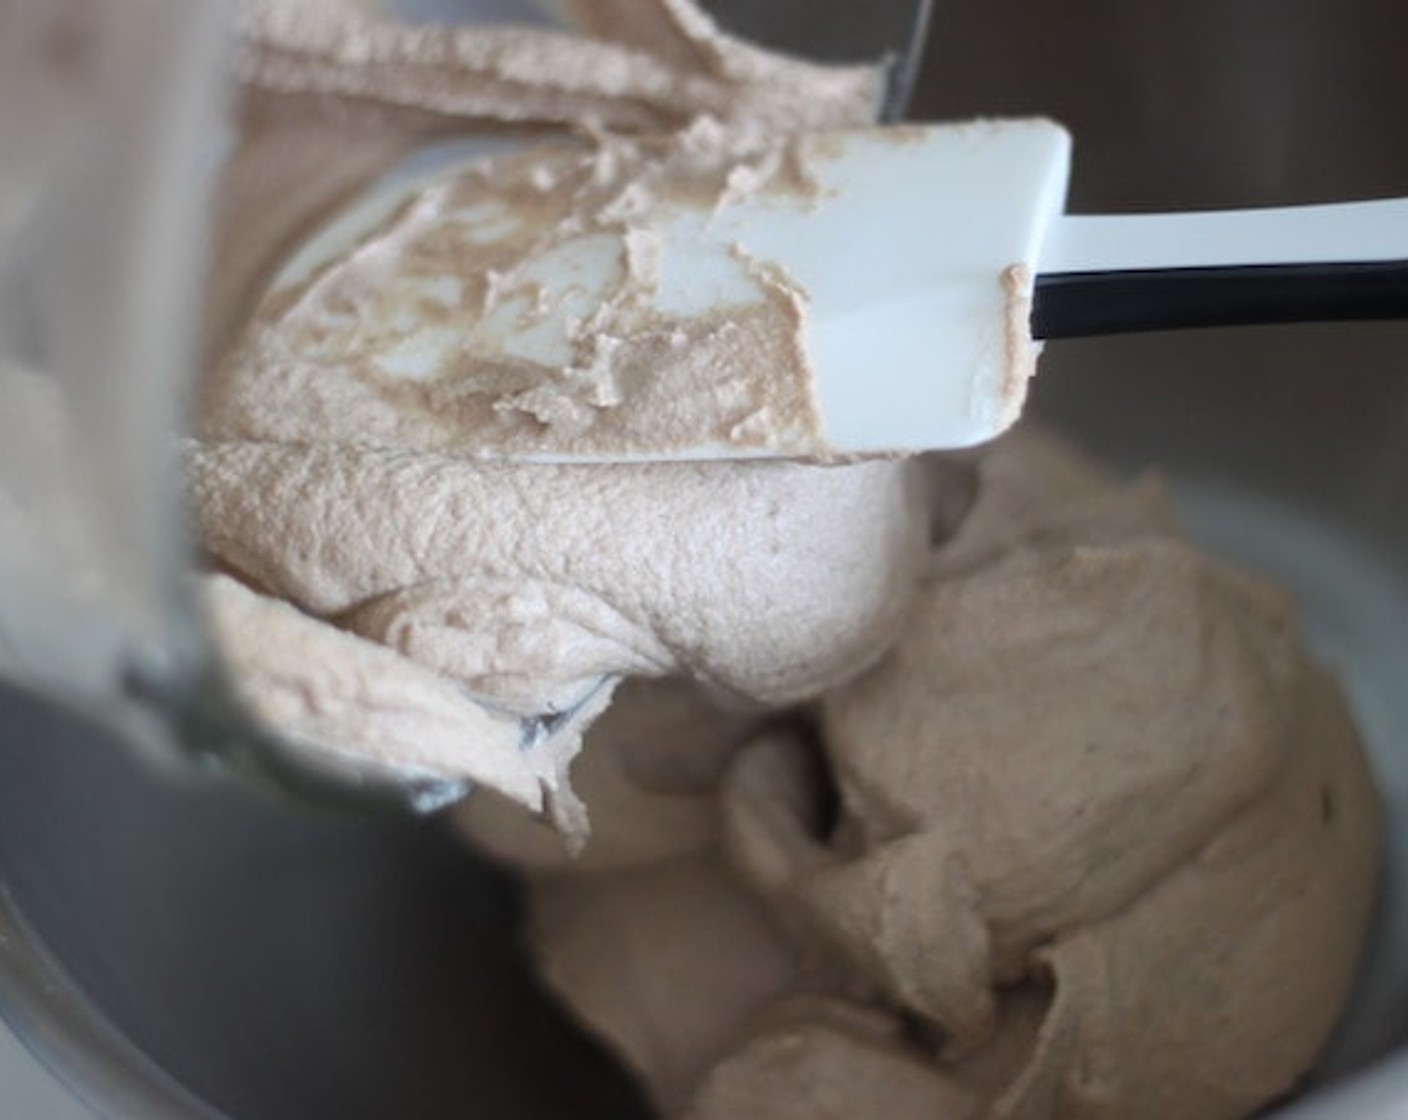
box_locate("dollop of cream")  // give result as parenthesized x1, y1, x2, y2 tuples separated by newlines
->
(465, 431, 1381, 1120)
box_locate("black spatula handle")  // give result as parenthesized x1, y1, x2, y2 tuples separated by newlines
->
(1032, 259, 1408, 340)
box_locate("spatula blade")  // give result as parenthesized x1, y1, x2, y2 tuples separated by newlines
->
(264, 120, 1072, 461)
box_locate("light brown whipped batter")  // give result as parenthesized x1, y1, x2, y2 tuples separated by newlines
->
(191, 443, 934, 715)
(206, 0, 880, 360)
(192, 4, 1382, 1119)
(208, 124, 835, 458)
(197, 0, 913, 807)
(238, 0, 882, 133)
(457, 677, 764, 872)
(472, 432, 1380, 1120)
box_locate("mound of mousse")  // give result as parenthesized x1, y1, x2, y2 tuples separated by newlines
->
(193, 0, 912, 811)
(456, 431, 1381, 1120)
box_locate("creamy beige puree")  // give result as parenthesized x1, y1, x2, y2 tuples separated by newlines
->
(209, 127, 834, 457)
(192, 3, 1382, 1118)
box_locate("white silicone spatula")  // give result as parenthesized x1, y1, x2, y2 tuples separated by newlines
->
(275, 119, 1408, 459)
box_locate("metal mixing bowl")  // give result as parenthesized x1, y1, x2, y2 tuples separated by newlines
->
(1, 1, 1406, 1115)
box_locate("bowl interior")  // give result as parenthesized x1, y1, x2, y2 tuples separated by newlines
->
(3, 0, 1408, 1116)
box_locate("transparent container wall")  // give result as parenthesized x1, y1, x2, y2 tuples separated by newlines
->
(0, 0, 225, 724)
